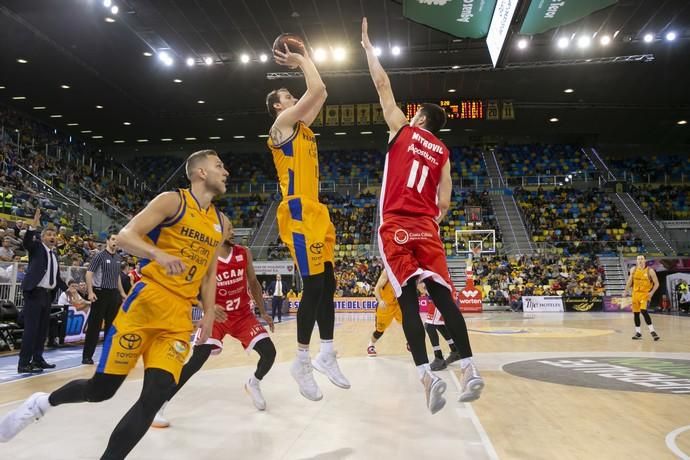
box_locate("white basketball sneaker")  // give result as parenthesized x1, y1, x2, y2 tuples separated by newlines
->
(291, 355, 323, 401)
(313, 351, 351, 389)
(459, 362, 485, 403)
(151, 401, 170, 428)
(244, 376, 267, 411)
(421, 370, 447, 415)
(0, 392, 50, 442)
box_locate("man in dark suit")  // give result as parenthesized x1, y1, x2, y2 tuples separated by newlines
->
(18, 209, 67, 373)
(268, 274, 285, 323)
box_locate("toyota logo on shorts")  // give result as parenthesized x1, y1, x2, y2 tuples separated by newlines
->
(119, 333, 142, 350)
(394, 229, 409, 245)
(310, 242, 324, 255)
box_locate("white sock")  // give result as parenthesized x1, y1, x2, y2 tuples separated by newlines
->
(417, 363, 431, 380)
(36, 394, 52, 413)
(432, 345, 441, 351)
(368, 340, 375, 347)
(635, 327, 641, 334)
(297, 347, 310, 360)
(648, 324, 655, 333)
(460, 357, 473, 369)
(249, 375, 260, 384)
(447, 339, 455, 345)
(320, 339, 334, 354)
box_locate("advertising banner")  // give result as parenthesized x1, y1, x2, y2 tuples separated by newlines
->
(522, 296, 564, 312)
(290, 297, 378, 313)
(603, 296, 632, 312)
(403, 0, 497, 39)
(520, 0, 619, 35)
(457, 287, 483, 313)
(252, 261, 295, 276)
(564, 297, 603, 312)
(64, 306, 104, 343)
(486, 0, 520, 67)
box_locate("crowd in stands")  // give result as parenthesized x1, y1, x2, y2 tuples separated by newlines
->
(334, 256, 383, 297)
(322, 191, 376, 251)
(515, 186, 644, 255)
(496, 144, 594, 178)
(267, 238, 291, 260)
(474, 254, 605, 308)
(630, 184, 690, 220)
(606, 154, 690, 183)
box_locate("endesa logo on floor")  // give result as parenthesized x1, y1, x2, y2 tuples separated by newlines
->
(456, 288, 483, 313)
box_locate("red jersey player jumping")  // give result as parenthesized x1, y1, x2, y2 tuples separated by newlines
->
(362, 17, 484, 415)
(153, 217, 276, 427)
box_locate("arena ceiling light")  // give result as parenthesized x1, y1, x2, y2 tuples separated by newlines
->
(448, 89, 456, 93)
(216, 117, 224, 121)
(50, 114, 62, 118)
(161, 138, 173, 141)
(257, 134, 269, 138)
(80, 130, 92, 133)
(143, 52, 153, 57)
(334, 132, 347, 135)
(186, 57, 195, 67)
(557, 37, 569, 49)
(96, 105, 104, 109)
(158, 51, 173, 66)
(678, 120, 688, 125)
(110, 5, 119, 15)
(517, 39, 528, 50)
(360, 131, 373, 135)
(105, 17, 115, 23)
(60, 84, 70, 89)
(259, 53, 268, 63)
(391, 46, 401, 56)
(137, 139, 149, 143)
(103, 0, 112, 7)
(16, 58, 28, 64)
(233, 135, 245, 139)
(452, 65, 460, 69)
(600, 35, 612, 46)
(113, 140, 125, 143)
(173, 78, 183, 83)
(643, 33, 654, 43)
(0, 86, 5, 89)
(333, 47, 346, 62)
(12, 96, 26, 100)
(564, 88, 574, 93)
(313, 48, 327, 62)
(240, 54, 250, 64)
(33, 106, 46, 110)
(439, 128, 451, 132)
(577, 35, 591, 48)
(373, 47, 382, 56)
(209, 136, 221, 140)
(184, 137, 197, 140)
(204, 56, 213, 66)
(91, 135, 103, 139)
(67, 123, 79, 126)
(666, 31, 677, 41)
(197, 100, 205, 104)
(123, 121, 131, 126)
(549, 117, 559, 123)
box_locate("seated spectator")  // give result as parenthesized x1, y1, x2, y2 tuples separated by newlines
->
(0, 236, 14, 261)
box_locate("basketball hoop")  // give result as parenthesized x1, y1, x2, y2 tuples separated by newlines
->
(469, 243, 482, 261)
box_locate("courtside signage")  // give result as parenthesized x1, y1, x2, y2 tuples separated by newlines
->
(522, 296, 564, 312)
(486, 0, 520, 67)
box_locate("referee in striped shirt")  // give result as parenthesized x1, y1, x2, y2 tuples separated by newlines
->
(82, 234, 127, 365)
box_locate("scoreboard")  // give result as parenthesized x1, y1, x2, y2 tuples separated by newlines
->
(403, 99, 484, 121)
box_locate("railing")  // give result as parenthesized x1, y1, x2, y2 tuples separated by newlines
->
(503, 171, 595, 188)
(79, 185, 131, 223)
(615, 170, 688, 185)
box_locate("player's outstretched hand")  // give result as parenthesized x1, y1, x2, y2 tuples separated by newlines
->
(261, 313, 275, 332)
(154, 250, 186, 276)
(361, 17, 373, 50)
(214, 304, 228, 323)
(197, 309, 216, 344)
(274, 44, 303, 69)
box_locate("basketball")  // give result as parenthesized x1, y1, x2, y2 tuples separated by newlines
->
(272, 33, 306, 55)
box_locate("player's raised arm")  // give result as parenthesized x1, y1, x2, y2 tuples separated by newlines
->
(271, 47, 327, 138)
(361, 17, 408, 142)
(117, 192, 185, 275)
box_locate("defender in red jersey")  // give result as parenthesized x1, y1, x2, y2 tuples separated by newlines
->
(362, 17, 484, 414)
(153, 219, 276, 425)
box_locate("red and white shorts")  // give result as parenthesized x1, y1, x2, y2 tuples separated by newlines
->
(379, 215, 453, 298)
(195, 312, 269, 355)
(425, 301, 445, 325)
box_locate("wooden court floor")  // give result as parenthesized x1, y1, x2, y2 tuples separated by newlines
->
(1, 312, 689, 459)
